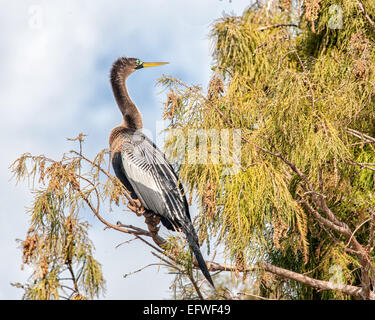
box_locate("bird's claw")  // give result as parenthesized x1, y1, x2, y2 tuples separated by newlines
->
(144, 212, 161, 233)
(127, 199, 145, 216)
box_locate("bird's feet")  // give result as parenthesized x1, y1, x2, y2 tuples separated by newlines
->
(144, 212, 161, 234)
(127, 199, 145, 216)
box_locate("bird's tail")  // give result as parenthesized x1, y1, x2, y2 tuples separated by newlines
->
(183, 223, 215, 288)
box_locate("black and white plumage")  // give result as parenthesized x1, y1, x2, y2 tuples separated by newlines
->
(112, 128, 190, 231)
(108, 57, 214, 288)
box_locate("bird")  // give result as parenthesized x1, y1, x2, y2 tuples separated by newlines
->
(108, 57, 214, 288)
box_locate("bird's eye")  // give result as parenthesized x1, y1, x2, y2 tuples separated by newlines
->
(136, 59, 142, 66)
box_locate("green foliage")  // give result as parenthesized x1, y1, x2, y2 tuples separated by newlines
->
(159, 0, 375, 299)
(10, 136, 107, 300)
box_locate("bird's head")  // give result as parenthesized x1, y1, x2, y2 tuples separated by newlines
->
(111, 57, 168, 79)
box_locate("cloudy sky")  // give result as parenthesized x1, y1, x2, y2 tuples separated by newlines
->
(0, 0, 251, 299)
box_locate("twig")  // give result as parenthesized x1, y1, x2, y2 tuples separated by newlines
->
(264, 139, 349, 230)
(76, 177, 165, 244)
(258, 23, 298, 31)
(67, 263, 79, 295)
(70, 150, 132, 201)
(71, 153, 167, 248)
(344, 159, 375, 172)
(366, 212, 375, 253)
(116, 222, 149, 234)
(187, 273, 205, 300)
(345, 217, 373, 248)
(298, 197, 351, 237)
(237, 184, 243, 231)
(346, 128, 375, 144)
(115, 237, 138, 249)
(356, 1, 375, 31)
(123, 263, 167, 278)
(237, 292, 277, 300)
(151, 252, 181, 270)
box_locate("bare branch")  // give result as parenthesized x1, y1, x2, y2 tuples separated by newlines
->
(346, 128, 375, 144)
(76, 178, 165, 245)
(298, 197, 351, 237)
(123, 263, 167, 279)
(71, 150, 133, 202)
(258, 23, 298, 31)
(367, 212, 375, 253)
(204, 260, 374, 299)
(345, 217, 373, 248)
(261, 262, 372, 299)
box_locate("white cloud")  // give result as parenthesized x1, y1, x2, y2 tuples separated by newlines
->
(0, 0, 250, 299)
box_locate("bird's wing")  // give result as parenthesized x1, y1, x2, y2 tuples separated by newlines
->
(120, 131, 189, 228)
(118, 130, 215, 287)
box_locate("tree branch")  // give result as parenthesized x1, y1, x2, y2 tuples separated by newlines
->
(204, 260, 373, 299)
(261, 262, 372, 299)
(356, 1, 375, 31)
(258, 23, 298, 31)
(252, 141, 374, 299)
(346, 128, 375, 144)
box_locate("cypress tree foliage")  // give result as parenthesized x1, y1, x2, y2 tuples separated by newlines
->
(10, 0, 375, 300)
(10, 135, 107, 300)
(160, 0, 375, 299)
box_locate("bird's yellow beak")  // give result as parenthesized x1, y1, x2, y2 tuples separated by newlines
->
(142, 62, 169, 67)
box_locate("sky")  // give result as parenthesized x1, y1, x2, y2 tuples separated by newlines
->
(0, 0, 251, 299)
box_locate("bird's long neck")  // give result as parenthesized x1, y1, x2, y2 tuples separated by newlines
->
(110, 65, 143, 130)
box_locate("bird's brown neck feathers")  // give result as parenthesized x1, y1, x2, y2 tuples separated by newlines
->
(110, 58, 143, 130)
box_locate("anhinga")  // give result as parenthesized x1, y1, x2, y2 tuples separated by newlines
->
(109, 57, 214, 288)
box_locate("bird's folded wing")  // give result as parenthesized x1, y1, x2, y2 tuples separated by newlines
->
(120, 133, 188, 226)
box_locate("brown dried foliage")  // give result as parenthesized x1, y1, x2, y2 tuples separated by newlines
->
(279, 0, 292, 12)
(203, 181, 217, 222)
(349, 31, 372, 79)
(22, 228, 38, 266)
(304, 0, 322, 22)
(272, 211, 289, 250)
(207, 74, 224, 101)
(163, 90, 179, 120)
